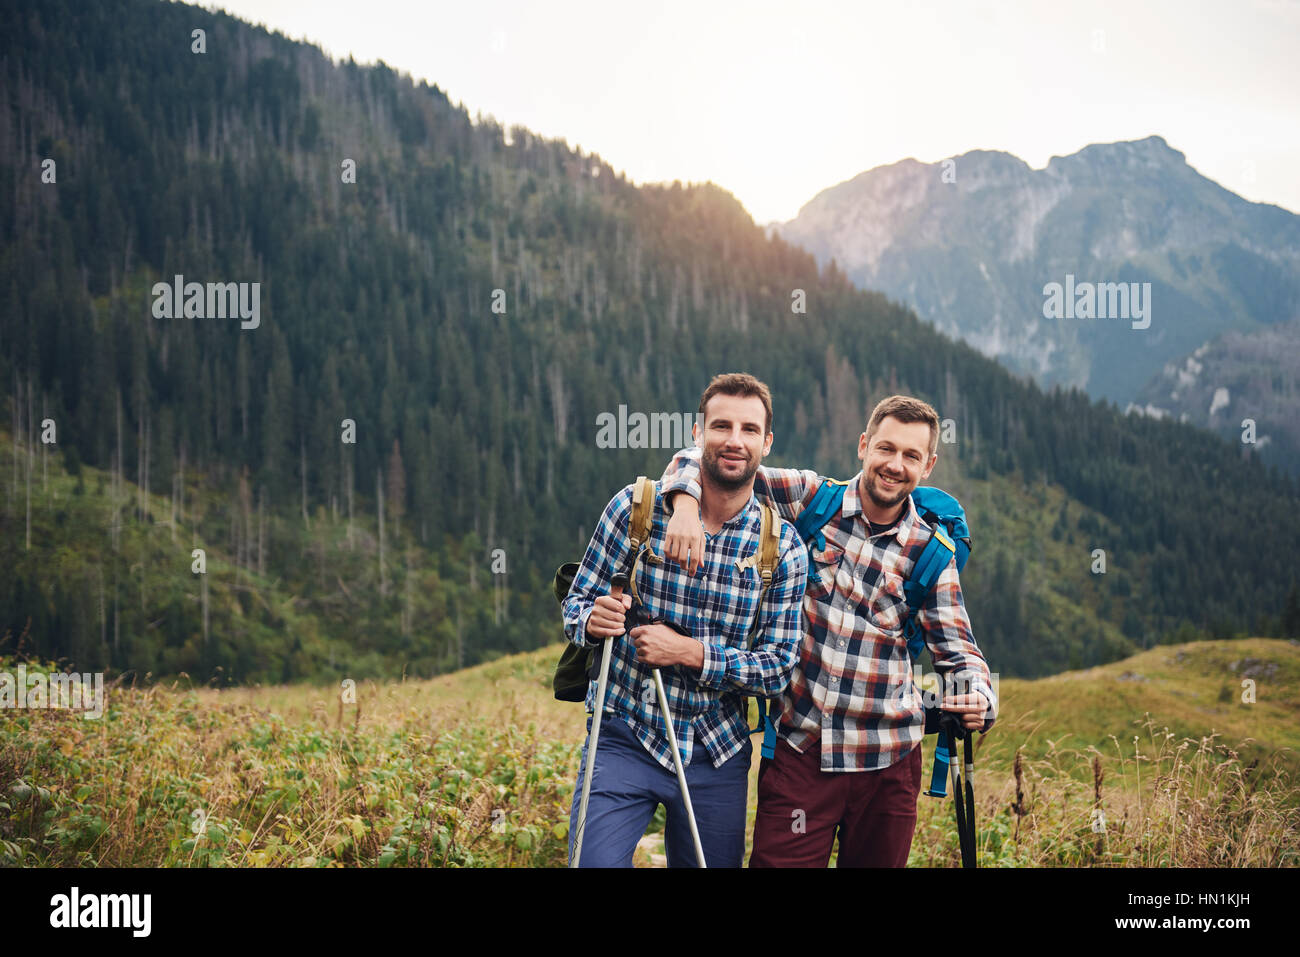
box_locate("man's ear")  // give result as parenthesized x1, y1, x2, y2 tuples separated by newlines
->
(921, 452, 938, 481)
(692, 421, 702, 448)
(857, 431, 868, 461)
(762, 431, 774, 457)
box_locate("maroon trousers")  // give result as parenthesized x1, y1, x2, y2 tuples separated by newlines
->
(750, 737, 922, 867)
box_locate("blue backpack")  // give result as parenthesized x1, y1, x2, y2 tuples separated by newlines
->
(779, 479, 974, 798)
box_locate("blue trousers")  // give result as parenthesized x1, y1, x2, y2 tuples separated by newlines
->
(567, 712, 752, 867)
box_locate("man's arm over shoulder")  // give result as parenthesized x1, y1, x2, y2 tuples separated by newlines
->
(918, 559, 998, 730)
(561, 485, 636, 648)
(659, 446, 822, 521)
(691, 523, 808, 697)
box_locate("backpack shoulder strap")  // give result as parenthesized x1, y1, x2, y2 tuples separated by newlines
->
(629, 476, 656, 549)
(903, 531, 956, 613)
(740, 502, 784, 648)
(624, 476, 658, 605)
(901, 487, 970, 661)
(757, 503, 781, 588)
(792, 478, 849, 553)
(746, 502, 787, 756)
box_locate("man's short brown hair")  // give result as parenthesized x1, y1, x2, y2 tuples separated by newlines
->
(698, 373, 774, 434)
(865, 395, 940, 456)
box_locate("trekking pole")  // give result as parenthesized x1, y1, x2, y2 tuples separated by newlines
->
(570, 573, 626, 868)
(943, 716, 976, 868)
(962, 729, 977, 867)
(651, 667, 707, 868)
(945, 723, 969, 868)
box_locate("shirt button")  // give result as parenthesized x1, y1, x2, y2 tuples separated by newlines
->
(838, 639, 846, 648)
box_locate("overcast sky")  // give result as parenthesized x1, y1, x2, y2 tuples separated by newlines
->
(203, 0, 1300, 224)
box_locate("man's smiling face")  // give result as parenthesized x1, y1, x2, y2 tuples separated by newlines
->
(696, 393, 772, 492)
(858, 415, 937, 511)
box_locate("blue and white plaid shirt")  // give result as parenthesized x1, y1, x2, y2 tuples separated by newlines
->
(562, 482, 808, 772)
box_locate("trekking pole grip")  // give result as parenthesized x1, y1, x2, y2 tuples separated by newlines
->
(608, 573, 630, 632)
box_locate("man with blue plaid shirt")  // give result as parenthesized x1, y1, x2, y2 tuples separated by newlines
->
(563, 374, 808, 867)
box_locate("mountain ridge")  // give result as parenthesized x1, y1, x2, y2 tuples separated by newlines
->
(776, 134, 1300, 411)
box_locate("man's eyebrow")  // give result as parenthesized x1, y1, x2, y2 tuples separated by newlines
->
(876, 438, 925, 456)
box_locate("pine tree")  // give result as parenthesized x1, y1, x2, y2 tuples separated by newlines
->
(386, 438, 406, 530)
(1283, 584, 1300, 638)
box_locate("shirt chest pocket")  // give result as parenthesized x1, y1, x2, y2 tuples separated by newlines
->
(805, 542, 845, 602)
(866, 570, 910, 634)
(708, 565, 763, 636)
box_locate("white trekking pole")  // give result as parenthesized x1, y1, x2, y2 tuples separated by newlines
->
(652, 668, 707, 867)
(571, 574, 625, 868)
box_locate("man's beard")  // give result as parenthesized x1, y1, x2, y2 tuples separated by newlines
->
(863, 467, 911, 510)
(702, 446, 759, 491)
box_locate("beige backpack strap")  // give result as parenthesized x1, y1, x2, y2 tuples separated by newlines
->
(758, 504, 781, 588)
(626, 477, 657, 605)
(629, 477, 656, 548)
(741, 503, 783, 648)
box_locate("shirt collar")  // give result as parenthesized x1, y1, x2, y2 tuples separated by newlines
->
(719, 490, 760, 529)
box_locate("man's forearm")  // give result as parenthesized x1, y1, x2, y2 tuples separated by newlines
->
(632, 622, 706, 671)
(682, 638, 705, 671)
(666, 490, 699, 514)
(661, 446, 815, 521)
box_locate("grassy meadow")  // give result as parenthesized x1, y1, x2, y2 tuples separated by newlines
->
(1, 638, 1297, 867)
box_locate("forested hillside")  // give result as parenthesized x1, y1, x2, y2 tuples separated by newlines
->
(1136, 318, 1300, 475)
(2, 0, 1298, 685)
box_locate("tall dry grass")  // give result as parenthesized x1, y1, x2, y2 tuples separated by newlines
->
(4, 653, 1297, 867)
(909, 713, 1299, 866)
(0, 661, 576, 867)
